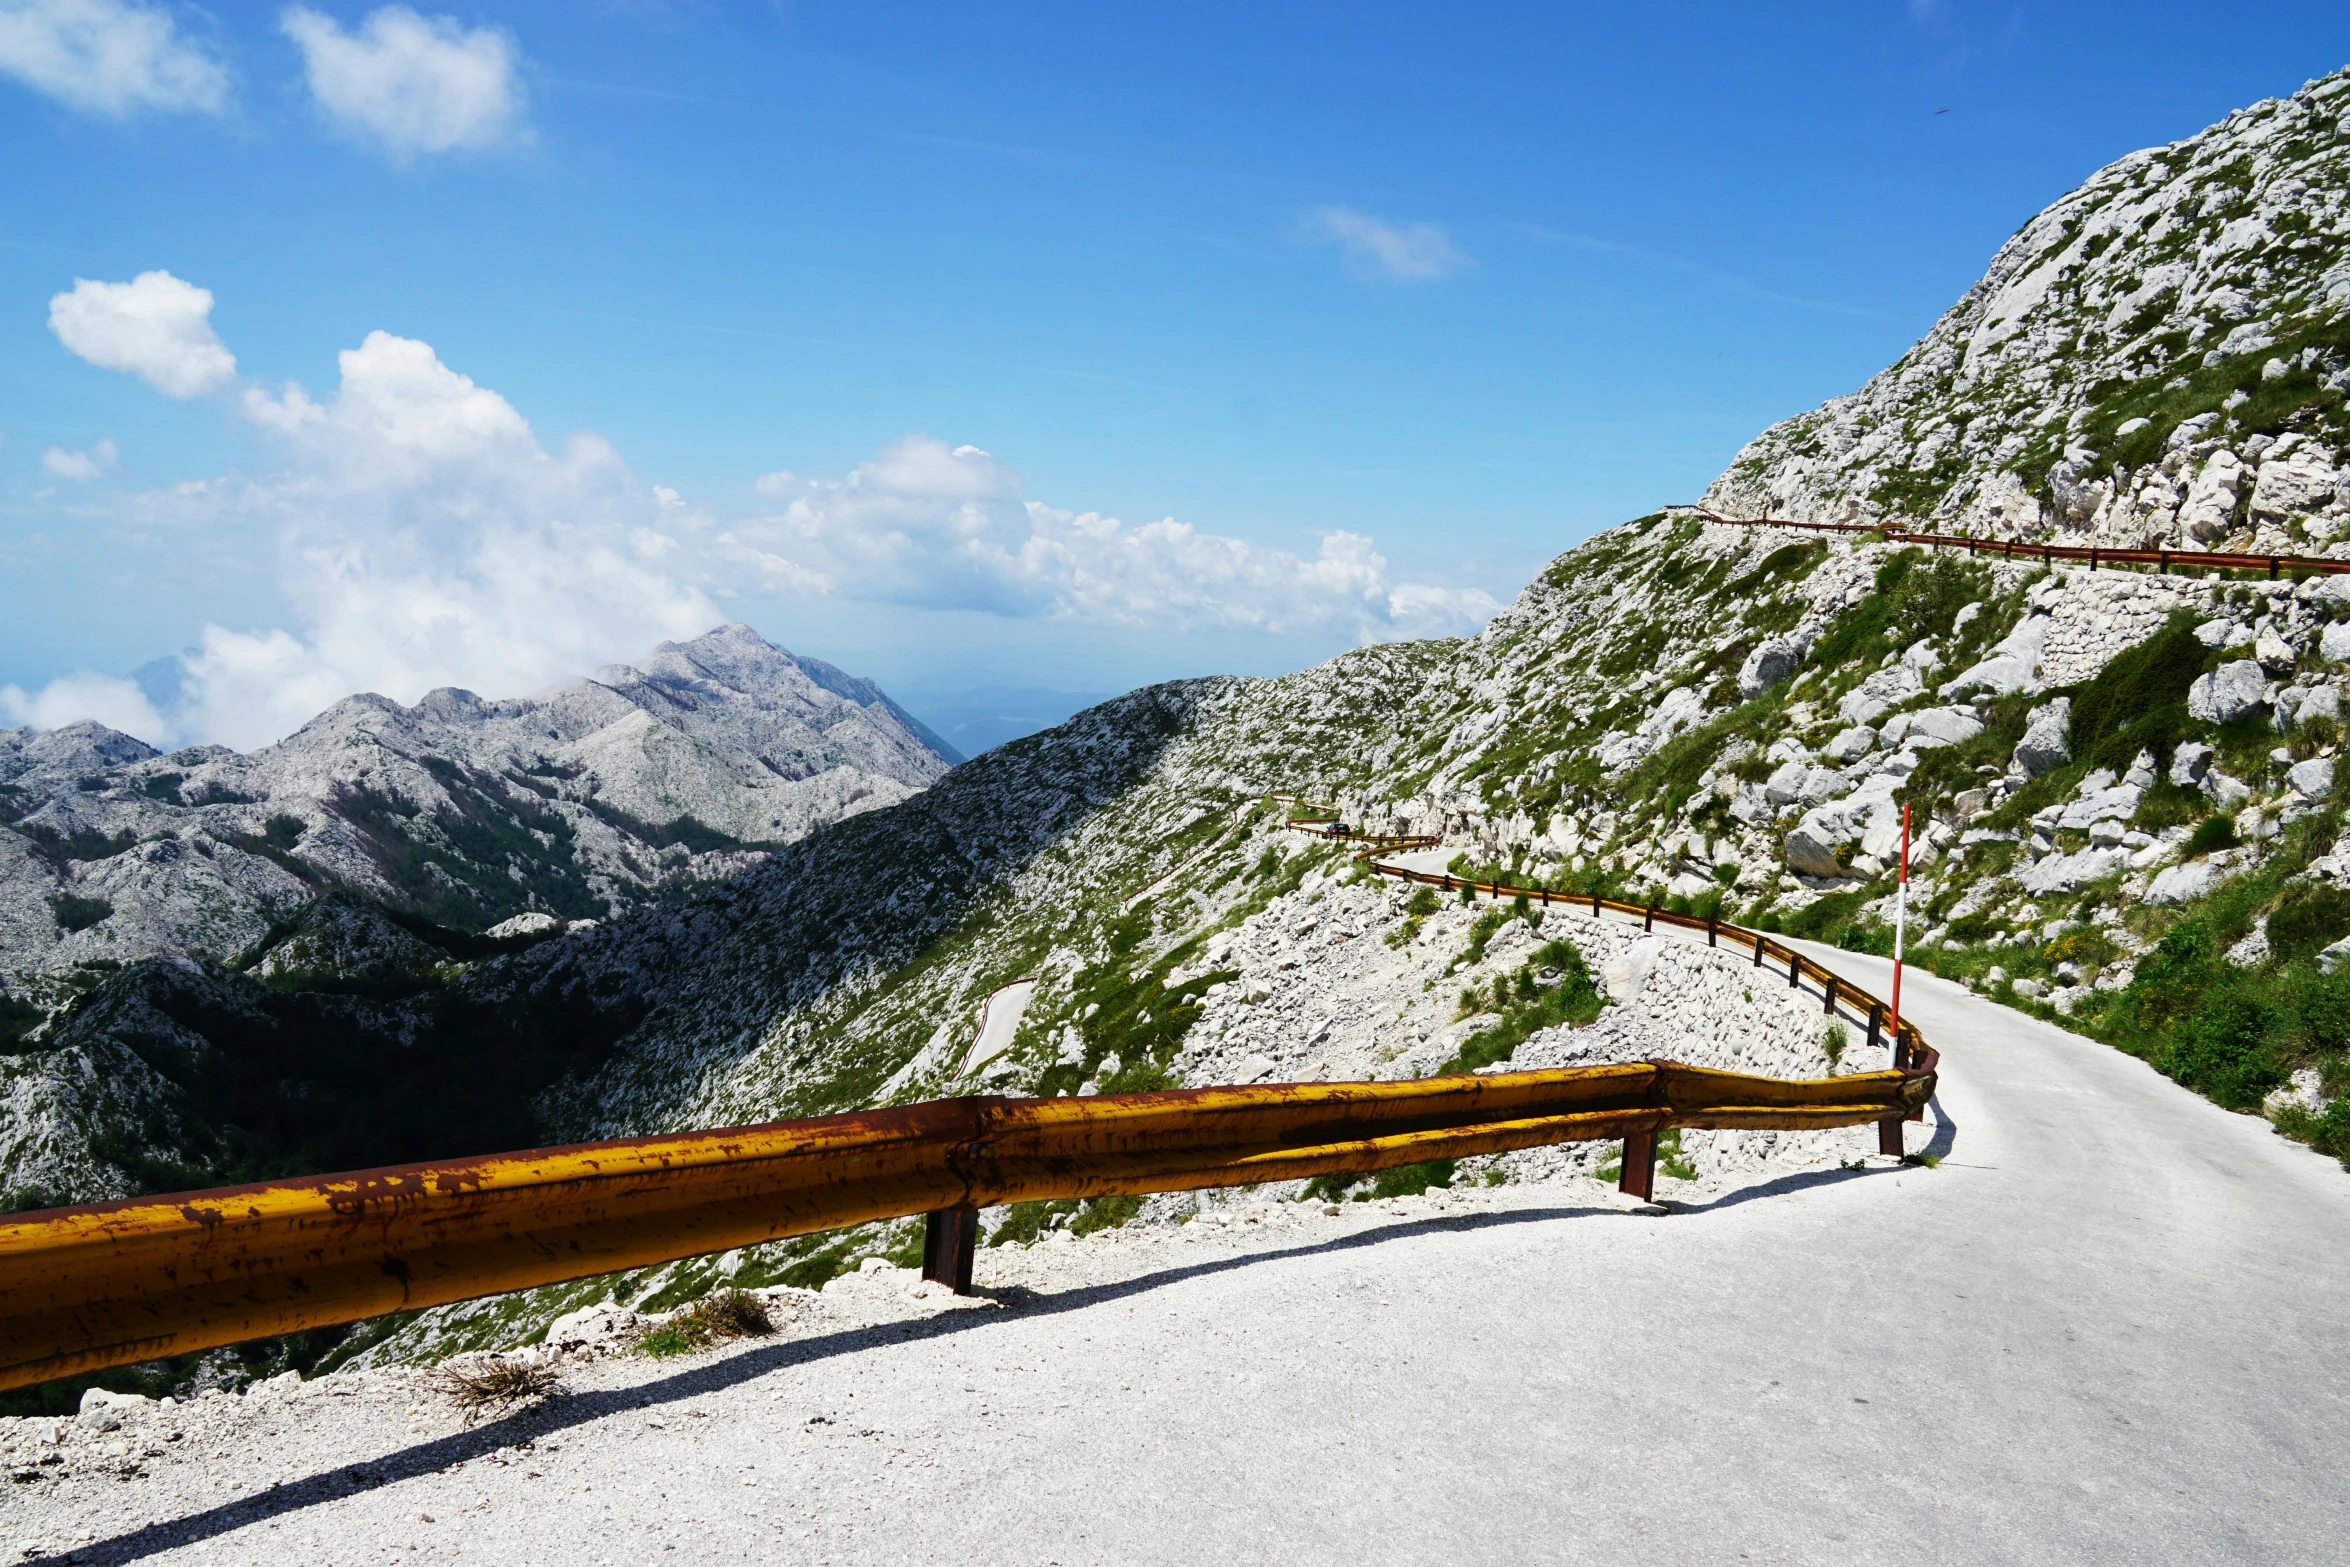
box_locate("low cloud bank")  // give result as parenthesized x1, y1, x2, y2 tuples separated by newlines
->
(10, 274, 1501, 751)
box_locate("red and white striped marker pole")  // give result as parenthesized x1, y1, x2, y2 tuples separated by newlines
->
(1879, 802, 1911, 1158)
(1890, 800, 1909, 1059)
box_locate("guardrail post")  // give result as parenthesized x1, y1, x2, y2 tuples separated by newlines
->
(1619, 1129, 1657, 1203)
(1877, 1116, 1904, 1158)
(1707, 916, 1718, 947)
(1823, 973, 1838, 1015)
(1790, 950, 1801, 988)
(1643, 903, 1654, 932)
(1752, 936, 1765, 968)
(1866, 1003, 1881, 1053)
(1591, 891, 1601, 916)
(922, 1204, 979, 1295)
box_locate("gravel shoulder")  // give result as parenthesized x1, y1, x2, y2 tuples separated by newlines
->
(8, 951, 2348, 1566)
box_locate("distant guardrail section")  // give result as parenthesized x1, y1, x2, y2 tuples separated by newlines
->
(1695, 507, 2350, 580)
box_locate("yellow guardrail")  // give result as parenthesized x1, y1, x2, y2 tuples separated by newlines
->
(0, 808, 1939, 1395)
(1303, 822, 1933, 1065)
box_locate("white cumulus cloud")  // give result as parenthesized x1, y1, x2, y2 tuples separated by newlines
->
(49, 270, 236, 397)
(282, 4, 527, 162)
(41, 436, 116, 479)
(1305, 205, 1470, 283)
(9, 309, 1497, 750)
(730, 436, 1498, 639)
(167, 332, 717, 749)
(0, 669, 166, 740)
(0, 0, 229, 117)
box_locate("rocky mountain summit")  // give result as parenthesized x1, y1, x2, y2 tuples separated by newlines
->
(0, 625, 957, 1011)
(1704, 68, 2350, 551)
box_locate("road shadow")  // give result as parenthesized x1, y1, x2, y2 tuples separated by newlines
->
(31, 1187, 1888, 1565)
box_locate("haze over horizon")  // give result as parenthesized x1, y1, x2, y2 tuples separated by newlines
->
(5, 0, 2348, 752)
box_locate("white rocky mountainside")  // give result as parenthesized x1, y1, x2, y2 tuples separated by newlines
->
(0, 625, 957, 1009)
(1704, 67, 2350, 552)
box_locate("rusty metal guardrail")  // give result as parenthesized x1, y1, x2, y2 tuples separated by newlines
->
(0, 814, 1938, 1395)
(1287, 818, 1939, 1125)
(1693, 507, 2350, 580)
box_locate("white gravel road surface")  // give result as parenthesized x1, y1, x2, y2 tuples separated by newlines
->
(8, 948, 2348, 1565)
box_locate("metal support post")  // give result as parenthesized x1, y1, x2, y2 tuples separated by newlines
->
(1707, 917, 1718, 947)
(922, 1204, 979, 1295)
(1877, 1116, 1904, 1157)
(1619, 1129, 1657, 1203)
(1866, 1004, 1881, 1053)
(1823, 974, 1838, 1014)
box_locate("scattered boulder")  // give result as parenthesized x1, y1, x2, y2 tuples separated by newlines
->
(2187, 660, 2270, 725)
(1882, 706, 1984, 749)
(1942, 614, 2048, 700)
(2014, 698, 2073, 777)
(2147, 860, 2236, 906)
(2284, 686, 2342, 729)
(2321, 621, 2350, 663)
(76, 1387, 150, 1431)
(2254, 632, 2298, 675)
(2020, 848, 2128, 895)
(1823, 726, 1877, 763)
(1598, 938, 1663, 1003)
(1837, 665, 1924, 727)
(2290, 757, 2336, 800)
(2263, 1066, 2328, 1114)
(1783, 825, 1846, 879)
(2169, 743, 2216, 786)
(1737, 635, 1811, 699)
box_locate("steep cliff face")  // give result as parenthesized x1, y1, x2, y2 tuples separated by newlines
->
(1704, 69, 2350, 551)
(0, 625, 957, 1003)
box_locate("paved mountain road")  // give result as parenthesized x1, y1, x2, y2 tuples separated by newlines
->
(18, 947, 2348, 1565)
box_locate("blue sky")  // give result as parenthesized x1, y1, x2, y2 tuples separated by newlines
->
(4, 1, 2348, 749)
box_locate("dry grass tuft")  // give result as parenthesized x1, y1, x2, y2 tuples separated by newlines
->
(637, 1287, 775, 1358)
(431, 1357, 561, 1424)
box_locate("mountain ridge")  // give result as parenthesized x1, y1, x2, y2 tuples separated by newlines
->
(0, 624, 955, 1010)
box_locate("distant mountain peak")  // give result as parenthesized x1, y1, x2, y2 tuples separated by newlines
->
(0, 628, 955, 996)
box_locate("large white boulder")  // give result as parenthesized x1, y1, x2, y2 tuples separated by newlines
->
(2057, 783, 2144, 831)
(1882, 706, 1984, 749)
(1942, 614, 2049, 700)
(1838, 665, 1924, 727)
(1782, 825, 1845, 879)
(2178, 451, 2247, 542)
(2252, 445, 2341, 523)
(2146, 860, 2236, 906)
(2020, 848, 2128, 894)
(2014, 697, 2072, 776)
(2186, 659, 2269, 725)
(1738, 635, 1811, 699)
(1599, 938, 1663, 1002)
(2290, 757, 2336, 800)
